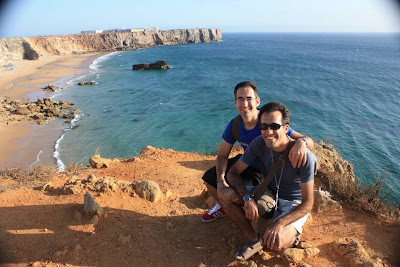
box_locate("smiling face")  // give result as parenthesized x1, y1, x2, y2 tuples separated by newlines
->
(234, 86, 260, 120)
(260, 110, 290, 152)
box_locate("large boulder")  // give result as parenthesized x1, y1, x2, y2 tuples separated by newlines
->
(331, 237, 383, 267)
(83, 192, 103, 216)
(89, 154, 120, 168)
(132, 60, 170, 70)
(135, 180, 161, 202)
(314, 189, 342, 212)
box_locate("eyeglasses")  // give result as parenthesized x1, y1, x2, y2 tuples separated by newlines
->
(236, 97, 254, 103)
(259, 123, 285, 131)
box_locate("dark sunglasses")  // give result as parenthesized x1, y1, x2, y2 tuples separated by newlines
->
(259, 123, 285, 131)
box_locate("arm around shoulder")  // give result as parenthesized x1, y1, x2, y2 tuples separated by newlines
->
(288, 131, 314, 168)
(290, 130, 314, 149)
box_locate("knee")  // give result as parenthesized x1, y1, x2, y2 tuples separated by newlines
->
(217, 187, 237, 206)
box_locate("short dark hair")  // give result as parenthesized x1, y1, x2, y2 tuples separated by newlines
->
(234, 81, 259, 98)
(258, 101, 291, 125)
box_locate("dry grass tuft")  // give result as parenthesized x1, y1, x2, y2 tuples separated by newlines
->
(0, 166, 56, 192)
(319, 171, 399, 221)
(62, 162, 87, 176)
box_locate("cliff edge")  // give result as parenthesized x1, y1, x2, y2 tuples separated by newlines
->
(0, 28, 222, 67)
(0, 144, 398, 266)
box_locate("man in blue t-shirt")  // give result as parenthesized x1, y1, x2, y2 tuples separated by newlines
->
(201, 81, 314, 223)
(220, 101, 317, 261)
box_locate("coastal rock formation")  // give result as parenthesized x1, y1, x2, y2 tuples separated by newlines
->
(78, 81, 98, 85)
(43, 84, 57, 91)
(61, 175, 135, 195)
(132, 60, 170, 70)
(89, 154, 120, 168)
(0, 97, 77, 124)
(331, 237, 384, 267)
(0, 29, 222, 67)
(312, 140, 355, 181)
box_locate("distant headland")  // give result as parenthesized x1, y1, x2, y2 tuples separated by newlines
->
(0, 28, 222, 67)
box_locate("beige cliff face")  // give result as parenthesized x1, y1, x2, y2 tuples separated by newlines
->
(0, 29, 222, 67)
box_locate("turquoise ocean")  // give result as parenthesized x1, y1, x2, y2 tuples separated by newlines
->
(51, 33, 400, 204)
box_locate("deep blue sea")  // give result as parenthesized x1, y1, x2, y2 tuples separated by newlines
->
(51, 33, 400, 204)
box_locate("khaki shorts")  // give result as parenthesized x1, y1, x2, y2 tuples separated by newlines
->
(271, 198, 309, 234)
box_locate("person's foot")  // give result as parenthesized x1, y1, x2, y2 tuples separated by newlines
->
(201, 203, 226, 222)
(235, 237, 263, 261)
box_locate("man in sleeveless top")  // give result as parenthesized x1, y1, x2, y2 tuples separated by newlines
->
(201, 81, 314, 222)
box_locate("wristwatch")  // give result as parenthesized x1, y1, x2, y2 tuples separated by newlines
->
(299, 137, 308, 146)
(243, 195, 252, 202)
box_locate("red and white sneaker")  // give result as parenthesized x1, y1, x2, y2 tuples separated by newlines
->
(201, 203, 226, 222)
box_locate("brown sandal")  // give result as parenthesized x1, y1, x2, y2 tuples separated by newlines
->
(235, 237, 263, 261)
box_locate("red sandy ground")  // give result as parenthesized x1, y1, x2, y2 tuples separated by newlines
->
(0, 147, 399, 267)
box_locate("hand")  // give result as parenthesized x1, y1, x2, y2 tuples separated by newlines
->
(244, 199, 259, 222)
(263, 221, 284, 250)
(216, 179, 229, 194)
(289, 139, 308, 168)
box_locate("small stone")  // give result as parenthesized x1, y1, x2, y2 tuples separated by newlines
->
(260, 250, 272, 261)
(43, 228, 48, 232)
(53, 251, 63, 257)
(89, 215, 99, 225)
(61, 248, 68, 256)
(248, 260, 257, 267)
(87, 174, 97, 183)
(42, 182, 55, 192)
(74, 244, 82, 251)
(118, 234, 132, 244)
(284, 248, 305, 263)
(297, 263, 312, 267)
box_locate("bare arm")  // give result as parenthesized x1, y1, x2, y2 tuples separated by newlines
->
(216, 140, 234, 190)
(288, 130, 314, 168)
(274, 179, 314, 226)
(227, 159, 260, 222)
(226, 158, 250, 197)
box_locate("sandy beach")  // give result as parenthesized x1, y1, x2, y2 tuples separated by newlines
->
(0, 52, 104, 168)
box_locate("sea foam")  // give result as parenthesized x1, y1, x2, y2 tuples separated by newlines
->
(90, 52, 121, 70)
(53, 113, 82, 172)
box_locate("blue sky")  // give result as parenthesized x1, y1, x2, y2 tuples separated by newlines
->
(0, 0, 399, 37)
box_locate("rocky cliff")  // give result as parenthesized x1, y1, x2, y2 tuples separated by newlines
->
(0, 28, 222, 67)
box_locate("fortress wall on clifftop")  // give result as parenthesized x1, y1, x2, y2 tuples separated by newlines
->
(0, 28, 222, 67)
